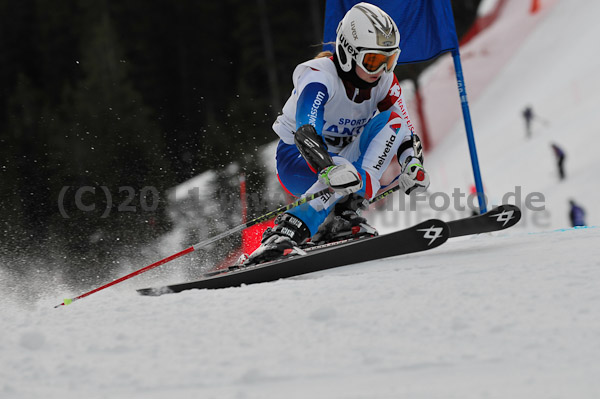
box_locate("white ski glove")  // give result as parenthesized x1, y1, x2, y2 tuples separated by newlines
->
(318, 163, 362, 195)
(398, 156, 430, 194)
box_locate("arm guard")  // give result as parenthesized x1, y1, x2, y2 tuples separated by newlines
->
(396, 133, 424, 164)
(294, 124, 334, 172)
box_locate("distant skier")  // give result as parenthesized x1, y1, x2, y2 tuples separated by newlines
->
(569, 200, 586, 227)
(245, 3, 429, 265)
(551, 143, 566, 180)
(522, 106, 534, 138)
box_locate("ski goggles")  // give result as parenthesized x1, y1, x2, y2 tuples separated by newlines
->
(356, 48, 401, 75)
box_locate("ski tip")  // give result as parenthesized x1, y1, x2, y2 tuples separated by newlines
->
(488, 204, 522, 228)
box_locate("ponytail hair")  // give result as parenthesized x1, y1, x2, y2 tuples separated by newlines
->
(314, 50, 333, 59)
(312, 42, 335, 59)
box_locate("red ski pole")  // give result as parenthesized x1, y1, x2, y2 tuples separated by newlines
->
(54, 246, 195, 308)
(54, 187, 331, 307)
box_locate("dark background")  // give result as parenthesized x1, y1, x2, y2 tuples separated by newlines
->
(0, 0, 480, 277)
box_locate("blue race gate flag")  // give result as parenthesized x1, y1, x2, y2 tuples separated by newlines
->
(323, 0, 459, 64)
(324, 0, 488, 212)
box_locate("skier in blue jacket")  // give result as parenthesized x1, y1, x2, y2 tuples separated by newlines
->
(569, 200, 586, 227)
(246, 3, 430, 264)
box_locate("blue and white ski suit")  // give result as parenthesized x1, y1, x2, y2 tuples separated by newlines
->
(272, 56, 417, 235)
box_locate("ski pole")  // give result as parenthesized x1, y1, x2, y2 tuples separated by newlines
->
(369, 183, 401, 204)
(54, 187, 331, 308)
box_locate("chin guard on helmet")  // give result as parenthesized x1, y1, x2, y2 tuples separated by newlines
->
(294, 124, 334, 172)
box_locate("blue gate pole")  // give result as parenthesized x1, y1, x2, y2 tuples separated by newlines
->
(452, 49, 487, 213)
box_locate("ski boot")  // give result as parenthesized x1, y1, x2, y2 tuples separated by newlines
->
(244, 213, 311, 265)
(310, 194, 378, 245)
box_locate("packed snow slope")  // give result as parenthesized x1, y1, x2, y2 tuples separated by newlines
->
(3, 227, 600, 399)
(3, 0, 600, 398)
(371, 0, 598, 233)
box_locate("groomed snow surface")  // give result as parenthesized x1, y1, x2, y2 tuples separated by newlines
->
(3, 0, 600, 397)
(4, 227, 600, 398)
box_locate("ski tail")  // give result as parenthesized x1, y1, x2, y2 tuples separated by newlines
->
(448, 204, 521, 237)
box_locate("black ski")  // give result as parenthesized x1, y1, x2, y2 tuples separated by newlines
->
(448, 204, 521, 237)
(137, 218, 450, 295)
(136, 204, 522, 296)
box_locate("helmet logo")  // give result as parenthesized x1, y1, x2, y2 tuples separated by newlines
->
(350, 21, 358, 40)
(339, 35, 358, 57)
(355, 5, 397, 47)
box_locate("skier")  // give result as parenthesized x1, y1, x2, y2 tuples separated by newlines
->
(246, 3, 430, 265)
(522, 106, 534, 138)
(551, 143, 566, 180)
(569, 200, 586, 227)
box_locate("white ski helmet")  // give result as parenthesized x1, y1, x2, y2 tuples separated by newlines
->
(335, 2, 401, 75)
